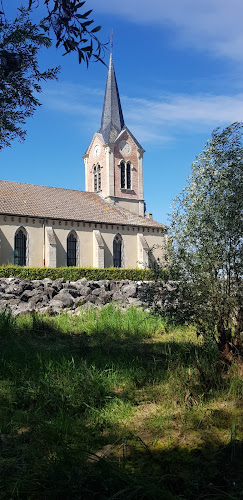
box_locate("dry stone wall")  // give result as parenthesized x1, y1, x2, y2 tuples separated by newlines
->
(0, 277, 176, 316)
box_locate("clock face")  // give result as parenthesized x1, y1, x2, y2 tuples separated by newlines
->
(93, 144, 100, 158)
(119, 140, 131, 156)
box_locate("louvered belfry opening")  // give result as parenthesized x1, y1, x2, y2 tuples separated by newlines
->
(126, 162, 131, 189)
(14, 229, 26, 266)
(113, 234, 122, 267)
(120, 161, 125, 189)
(67, 232, 77, 267)
(94, 165, 101, 192)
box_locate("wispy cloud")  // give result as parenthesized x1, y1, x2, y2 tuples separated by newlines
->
(42, 83, 103, 116)
(125, 93, 243, 143)
(91, 0, 243, 61)
(42, 82, 243, 144)
(124, 93, 243, 125)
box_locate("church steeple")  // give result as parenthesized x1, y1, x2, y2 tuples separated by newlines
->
(84, 52, 145, 217)
(99, 54, 124, 143)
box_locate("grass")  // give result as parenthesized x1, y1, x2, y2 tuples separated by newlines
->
(0, 305, 242, 499)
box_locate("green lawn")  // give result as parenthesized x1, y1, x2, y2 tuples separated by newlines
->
(0, 305, 242, 499)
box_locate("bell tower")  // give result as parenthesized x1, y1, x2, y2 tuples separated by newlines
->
(83, 54, 145, 217)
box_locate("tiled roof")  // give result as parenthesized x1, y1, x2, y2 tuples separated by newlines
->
(0, 180, 167, 229)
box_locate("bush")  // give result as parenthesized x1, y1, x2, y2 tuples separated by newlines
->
(0, 265, 168, 281)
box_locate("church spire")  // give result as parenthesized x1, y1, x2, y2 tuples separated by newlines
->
(99, 53, 125, 143)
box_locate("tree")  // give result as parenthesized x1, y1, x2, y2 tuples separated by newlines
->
(0, 1, 105, 148)
(170, 122, 243, 355)
(0, 8, 59, 148)
(27, 0, 104, 65)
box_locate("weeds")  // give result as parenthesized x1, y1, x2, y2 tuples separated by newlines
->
(0, 306, 242, 499)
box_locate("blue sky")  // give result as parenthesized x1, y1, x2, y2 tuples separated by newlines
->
(1, 0, 243, 223)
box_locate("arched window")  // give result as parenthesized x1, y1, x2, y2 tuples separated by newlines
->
(93, 165, 97, 192)
(67, 231, 77, 267)
(93, 164, 101, 192)
(113, 234, 123, 268)
(120, 161, 132, 189)
(120, 161, 125, 189)
(126, 162, 131, 189)
(14, 228, 27, 266)
(98, 165, 101, 191)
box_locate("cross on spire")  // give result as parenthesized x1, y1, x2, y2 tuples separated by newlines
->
(110, 30, 113, 55)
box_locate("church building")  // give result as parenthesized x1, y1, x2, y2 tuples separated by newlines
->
(0, 55, 168, 269)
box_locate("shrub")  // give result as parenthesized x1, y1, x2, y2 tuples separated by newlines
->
(0, 265, 168, 281)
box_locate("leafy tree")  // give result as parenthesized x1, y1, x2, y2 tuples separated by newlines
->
(27, 0, 104, 65)
(0, 1, 105, 148)
(170, 122, 243, 355)
(0, 8, 59, 148)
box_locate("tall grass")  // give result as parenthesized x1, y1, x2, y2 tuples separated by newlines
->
(0, 306, 242, 499)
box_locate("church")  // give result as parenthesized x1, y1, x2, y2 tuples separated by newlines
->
(0, 55, 168, 269)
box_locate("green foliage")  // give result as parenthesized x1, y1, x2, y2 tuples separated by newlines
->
(28, 0, 105, 65)
(0, 264, 168, 281)
(0, 1, 105, 148)
(0, 308, 242, 499)
(170, 122, 243, 349)
(0, 8, 59, 148)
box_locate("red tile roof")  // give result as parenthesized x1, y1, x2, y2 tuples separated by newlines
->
(0, 180, 167, 229)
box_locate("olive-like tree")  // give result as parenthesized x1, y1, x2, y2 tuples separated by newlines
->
(0, 1, 104, 148)
(0, 9, 60, 148)
(170, 122, 243, 355)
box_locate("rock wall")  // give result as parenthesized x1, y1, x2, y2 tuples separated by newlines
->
(0, 277, 175, 316)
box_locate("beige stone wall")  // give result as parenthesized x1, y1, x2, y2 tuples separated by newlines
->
(0, 216, 43, 266)
(112, 197, 143, 216)
(0, 214, 166, 269)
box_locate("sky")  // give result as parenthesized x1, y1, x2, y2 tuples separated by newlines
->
(1, 0, 243, 224)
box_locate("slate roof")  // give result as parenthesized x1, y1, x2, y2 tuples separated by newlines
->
(84, 54, 143, 154)
(99, 54, 125, 143)
(0, 180, 167, 229)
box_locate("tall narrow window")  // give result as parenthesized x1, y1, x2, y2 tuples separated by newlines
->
(120, 161, 132, 189)
(120, 161, 125, 189)
(98, 165, 101, 191)
(14, 229, 27, 266)
(127, 162, 131, 189)
(113, 234, 123, 268)
(93, 165, 97, 192)
(67, 232, 77, 266)
(94, 164, 101, 192)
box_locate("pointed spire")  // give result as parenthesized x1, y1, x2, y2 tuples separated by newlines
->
(99, 53, 125, 143)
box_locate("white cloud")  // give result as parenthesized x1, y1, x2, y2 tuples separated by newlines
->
(42, 82, 243, 143)
(91, 0, 243, 60)
(124, 93, 243, 125)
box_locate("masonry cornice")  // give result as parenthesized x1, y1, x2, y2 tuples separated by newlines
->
(137, 148, 145, 159)
(0, 213, 167, 232)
